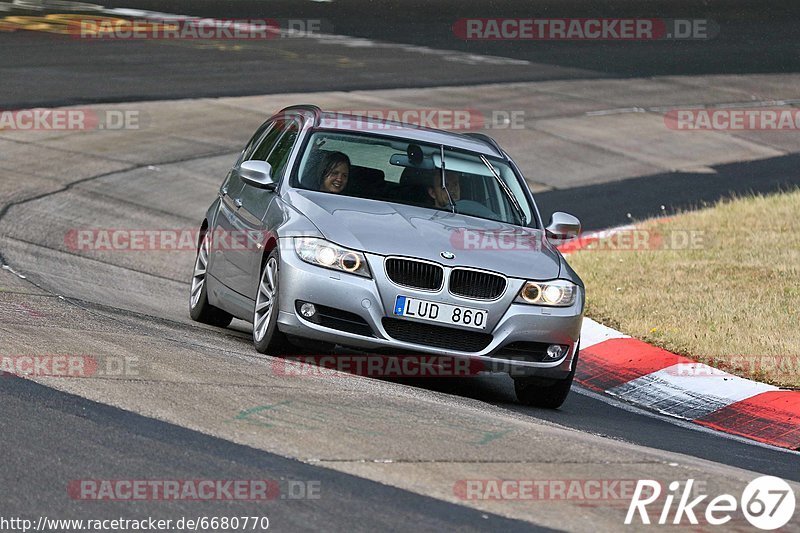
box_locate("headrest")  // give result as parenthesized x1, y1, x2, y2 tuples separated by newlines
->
(400, 167, 436, 187)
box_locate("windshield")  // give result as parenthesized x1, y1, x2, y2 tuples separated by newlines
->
(293, 131, 534, 226)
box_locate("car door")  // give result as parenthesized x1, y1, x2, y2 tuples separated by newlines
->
(225, 118, 301, 297)
(210, 120, 279, 290)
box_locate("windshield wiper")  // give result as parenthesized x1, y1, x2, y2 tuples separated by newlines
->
(440, 144, 456, 213)
(479, 154, 525, 225)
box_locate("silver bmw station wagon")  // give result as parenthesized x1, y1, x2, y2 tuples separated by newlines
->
(190, 105, 584, 407)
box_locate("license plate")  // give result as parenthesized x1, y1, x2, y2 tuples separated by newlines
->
(393, 295, 488, 330)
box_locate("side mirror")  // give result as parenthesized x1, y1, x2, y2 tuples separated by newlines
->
(546, 212, 581, 241)
(239, 160, 276, 190)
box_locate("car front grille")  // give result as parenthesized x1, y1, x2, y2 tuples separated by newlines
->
(385, 258, 443, 291)
(381, 317, 492, 352)
(449, 269, 507, 300)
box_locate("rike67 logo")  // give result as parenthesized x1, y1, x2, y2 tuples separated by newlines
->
(626, 476, 796, 530)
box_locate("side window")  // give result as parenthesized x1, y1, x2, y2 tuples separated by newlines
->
(265, 121, 300, 179)
(251, 120, 286, 161)
(239, 121, 274, 164)
(224, 121, 274, 197)
(239, 120, 300, 219)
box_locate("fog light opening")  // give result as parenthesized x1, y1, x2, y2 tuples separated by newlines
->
(546, 344, 565, 360)
(300, 302, 317, 318)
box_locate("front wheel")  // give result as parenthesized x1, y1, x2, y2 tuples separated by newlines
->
(189, 230, 233, 328)
(513, 345, 579, 409)
(253, 250, 290, 354)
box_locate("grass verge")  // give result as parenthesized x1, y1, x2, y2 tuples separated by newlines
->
(567, 189, 800, 388)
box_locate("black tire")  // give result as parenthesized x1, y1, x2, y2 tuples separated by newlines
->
(513, 345, 579, 409)
(253, 249, 290, 354)
(189, 230, 233, 328)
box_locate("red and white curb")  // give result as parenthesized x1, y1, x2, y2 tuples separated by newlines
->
(577, 319, 800, 450)
(565, 227, 800, 450)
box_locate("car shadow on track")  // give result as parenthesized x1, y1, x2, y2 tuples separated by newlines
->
(227, 321, 568, 409)
(388, 373, 519, 404)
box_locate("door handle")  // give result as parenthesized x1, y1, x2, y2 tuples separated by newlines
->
(234, 198, 243, 209)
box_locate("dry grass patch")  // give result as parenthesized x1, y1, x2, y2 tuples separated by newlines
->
(568, 189, 800, 388)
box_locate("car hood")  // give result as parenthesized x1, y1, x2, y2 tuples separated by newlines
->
(285, 190, 562, 280)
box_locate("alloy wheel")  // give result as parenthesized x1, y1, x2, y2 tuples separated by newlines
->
(254, 256, 278, 342)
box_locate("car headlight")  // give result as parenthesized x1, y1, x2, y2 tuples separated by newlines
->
(294, 238, 371, 278)
(516, 279, 577, 307)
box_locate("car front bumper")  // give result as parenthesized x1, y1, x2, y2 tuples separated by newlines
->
(275, 244, 584, 378)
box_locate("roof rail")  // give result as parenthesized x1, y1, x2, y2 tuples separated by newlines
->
(277, 104, 322, 125)
(464, 132, 505, 158)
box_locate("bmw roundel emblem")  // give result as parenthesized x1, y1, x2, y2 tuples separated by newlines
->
(441, 251, 455, 260)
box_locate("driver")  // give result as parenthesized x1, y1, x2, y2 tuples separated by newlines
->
(427, 170, 460, 208)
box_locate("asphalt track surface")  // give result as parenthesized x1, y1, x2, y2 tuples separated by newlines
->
(2, 0, 800, 108)
(1, 375, 538, 532)
(2, 1, 800, 531)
